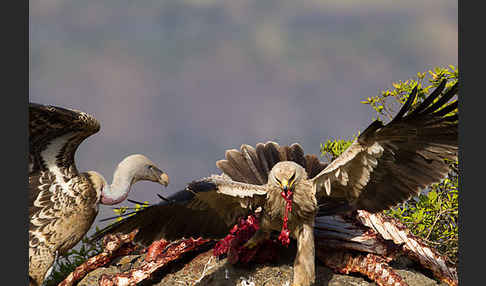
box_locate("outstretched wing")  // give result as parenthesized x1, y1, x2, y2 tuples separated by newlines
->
(91, 178, 267, 245)
(29, 103, 100, 250)
(312, 80, 458, 213)
(93, 142, 327, 244)
(29, 103, 100, 208)
(186, 175, 268, 225)
(29, 102, 100, 176)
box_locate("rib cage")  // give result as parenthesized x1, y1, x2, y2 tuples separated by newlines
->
(355, 210, 458, 286)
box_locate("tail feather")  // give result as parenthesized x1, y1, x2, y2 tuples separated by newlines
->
(263, 141, 281, 168)
(288, 143, 306, 167)
(216, 141, 328, 184)
(256, 143, 271, 176)
(241, 144, 266, 184)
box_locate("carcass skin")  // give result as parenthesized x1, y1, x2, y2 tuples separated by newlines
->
(63, 210, 457, 286)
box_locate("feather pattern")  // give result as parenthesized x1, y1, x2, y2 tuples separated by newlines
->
(313, 80, 458, 213)
(91, 178, 267, 245)
(29, 103, 169, 286)
(29, 103, 102, 286)
(216, 141, 328, 185)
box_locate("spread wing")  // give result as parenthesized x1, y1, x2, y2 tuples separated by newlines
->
(29, 103, 100, 249)
(312, 80, 458, 213)
(29, 102, 100, 176)
(29, 103, 100, 208)
(186, 175, 268, 225)
(91, 177, 267, 246)
(92, 141, 328, 244)
(184, 141, 327, 229)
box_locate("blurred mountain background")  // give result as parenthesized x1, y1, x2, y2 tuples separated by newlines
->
(29, 0, 457, 238)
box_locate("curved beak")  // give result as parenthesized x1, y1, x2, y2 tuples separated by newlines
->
(159, 172, 169, 187)
(151, 167, 169, 187)
(281, 179, 289, 193)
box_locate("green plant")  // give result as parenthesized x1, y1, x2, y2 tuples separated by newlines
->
(112, 200, 150, 221)
(320, 66, 459, 263)
(386, 160, 458, 262)
(360, 65, 458, 121)
(44, 232, 104, 286)
(320, 134, 357, 162)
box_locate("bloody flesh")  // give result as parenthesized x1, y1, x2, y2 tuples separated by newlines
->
(278, 188, 293, 246)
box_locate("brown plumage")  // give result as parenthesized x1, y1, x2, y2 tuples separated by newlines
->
(92, 80, 458, 286)
(28, 103, 170, 286)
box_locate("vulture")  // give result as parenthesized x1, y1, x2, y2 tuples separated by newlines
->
(28, 103, 170, 286)
(93, 80, 458, 286)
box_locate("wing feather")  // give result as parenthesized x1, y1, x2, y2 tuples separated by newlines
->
(91, 177, 268, 245)
(216, 141, 327, 185)
(313, 80, 458, 213)
(91, 201, 230, 246)
(29, 103, 100, 176)
(29, 103, 100, 254)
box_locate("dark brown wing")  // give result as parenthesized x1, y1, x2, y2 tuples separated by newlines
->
(91, 178, 267, 246)
(91, 203, 230, 246)
(216, 142, 328, 185)
(29, 103, 100, 251)
(313, 80, 458, 213)
(187, 175, 267, 225)
(29, 102, 100, 176)
(29, 102, 100, 214)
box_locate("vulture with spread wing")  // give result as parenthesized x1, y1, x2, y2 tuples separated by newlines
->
(28, 103, 170, 286)
(93, 80, 458, 286)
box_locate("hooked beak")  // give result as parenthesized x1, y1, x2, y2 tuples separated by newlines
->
(151, 167, 169, 187)
(159, 173, 169, 187)
(281, 179, 289, 193)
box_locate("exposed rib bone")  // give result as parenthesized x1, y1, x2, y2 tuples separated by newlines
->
(354, 210, 457, 286)
(58, 230, 139, 286)
(98, 237, 210, 286)
(317, 250, 409, 286)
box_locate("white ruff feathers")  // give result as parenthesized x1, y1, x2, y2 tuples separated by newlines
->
(39, 132, 76, 195)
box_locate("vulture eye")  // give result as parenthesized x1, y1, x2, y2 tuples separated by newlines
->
(275, 176, 282, 185)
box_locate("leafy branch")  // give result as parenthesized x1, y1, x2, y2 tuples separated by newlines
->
(320, 66, 459, 263)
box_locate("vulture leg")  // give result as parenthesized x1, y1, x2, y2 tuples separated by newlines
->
(292, 223, 315, 286)
(29, 245, 55, 286)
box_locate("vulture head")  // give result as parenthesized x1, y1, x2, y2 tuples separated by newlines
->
(119, 154, 170, 186)
(100, 154, 169, 205)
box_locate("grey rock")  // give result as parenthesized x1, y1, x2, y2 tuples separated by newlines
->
(79, 250, 447, 286)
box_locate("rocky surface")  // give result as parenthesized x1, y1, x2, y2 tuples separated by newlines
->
(78, 243, 448, 286)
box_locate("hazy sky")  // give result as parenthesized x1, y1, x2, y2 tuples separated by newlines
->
(29, 0, 457, 236)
